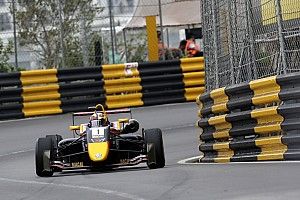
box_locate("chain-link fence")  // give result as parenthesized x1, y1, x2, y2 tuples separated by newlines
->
(0, 0, 202, 71)
(203, 0, 300, 91)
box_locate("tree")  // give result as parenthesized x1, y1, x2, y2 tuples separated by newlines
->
(125, 31, 148, 63)
(14, 0, 102, 68)
(0, 38, 14, 73)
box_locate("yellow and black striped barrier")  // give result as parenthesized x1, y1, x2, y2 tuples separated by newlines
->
(197, 72, 300, 162)
(0, 57, 205, 120)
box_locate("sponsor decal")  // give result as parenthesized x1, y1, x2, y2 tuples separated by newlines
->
(124, 62, 138, 76)
(91, 127, 105, 139)
(95, 153, 102, 159)
(71, 162, 84, 167)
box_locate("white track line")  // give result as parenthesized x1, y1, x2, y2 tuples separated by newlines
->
(178, 156, 300, 165)
(0, 149, 34, 158)
(0, 103, 194, 124)
(0, 116, 50, 124)
(132, 102, 195, 110)
(0, 177, 146, 200)
(162, 123, 195, 131)
(177, 156, 201, 165)
(0, 149, 146, 200)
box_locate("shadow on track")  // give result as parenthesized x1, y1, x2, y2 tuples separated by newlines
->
(52, 166, 149, 177)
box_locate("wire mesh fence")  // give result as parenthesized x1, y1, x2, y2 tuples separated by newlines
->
(202, 0, 300, 91)
(2, 0, 299, 91)
(0, 0, 202, 71)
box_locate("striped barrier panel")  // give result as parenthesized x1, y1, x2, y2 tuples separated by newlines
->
(0, 57, 205, 120)
(197, 72, 300, 162)
(0, 67, 104, 119)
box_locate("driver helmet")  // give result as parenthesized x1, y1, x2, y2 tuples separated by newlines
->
(90, 112, 106, 127)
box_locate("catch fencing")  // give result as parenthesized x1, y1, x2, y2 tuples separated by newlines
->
(202, 0, 300, 91)
(197, 72, 300, 162)
(0, 0, 201, 71)
(0, 57, 204, 120)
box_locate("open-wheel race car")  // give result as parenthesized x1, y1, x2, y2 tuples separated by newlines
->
(35, 104, 165, 177)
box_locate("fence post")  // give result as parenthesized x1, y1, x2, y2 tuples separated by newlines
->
(123, 28, 128, 63)
(211, 0, 219, 88)
(109, 0, 115, 64)
(158, 0, 165, 61)
(58, 0, 65, 68)
(245, 0, 258, 80)
(80, 11, 89, 68)
(226, 0, 235, 85)
(275, 0, 288, 74)
(12, 0, 18, 69)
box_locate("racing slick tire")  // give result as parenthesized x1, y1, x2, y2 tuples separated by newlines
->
(46, 135, 63, 172)
(144, 128, 165, 169)
(46, 134, 63, 144)
(46, 134, 63, 158)
(35, 137, 54, 177)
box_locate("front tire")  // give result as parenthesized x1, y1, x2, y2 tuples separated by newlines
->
(35, 137, 53, 177)
(144, 128, 165, 169)
(46, 135, 62, 159)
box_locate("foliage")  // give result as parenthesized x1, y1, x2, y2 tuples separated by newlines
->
(125, 31, 147, 63)
(0, 38, 14, 73)
(15, 0, 102, 68)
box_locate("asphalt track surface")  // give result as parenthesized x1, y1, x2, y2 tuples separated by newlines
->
(1, 103, 300, 200)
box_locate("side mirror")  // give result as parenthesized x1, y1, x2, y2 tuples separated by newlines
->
(69, 125, 80, 131)
(122, 119, 139, 134)
(118, 118, 129, 123)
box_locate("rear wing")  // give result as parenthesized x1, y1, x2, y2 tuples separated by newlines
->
(72, 108, 132, 125)
(73, 108, 131, 117)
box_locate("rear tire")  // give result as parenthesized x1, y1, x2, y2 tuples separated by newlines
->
(144, 128, 165, 169)
(35, 137, 54, 177)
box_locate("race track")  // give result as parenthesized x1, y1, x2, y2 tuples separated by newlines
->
(1, 103, 300, 200)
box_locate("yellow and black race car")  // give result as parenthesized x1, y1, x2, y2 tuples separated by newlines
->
(35, 104, 165, 177)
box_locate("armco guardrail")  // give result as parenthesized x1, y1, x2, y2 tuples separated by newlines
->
(197, 73, 300, 163)
(0, 57, 205, 120)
